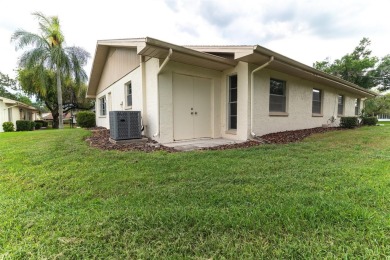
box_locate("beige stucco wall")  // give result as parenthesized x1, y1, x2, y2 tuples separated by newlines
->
(0, 101, 5, 132)
(251, 68, 363, 137)
(95, 67, 142, 129)
(143, 58, 159, 139)
(92, 53, 367, 142)
(96, 48, 140, 94)
(8, 107, 20, 127)
(220, 61, 250, 141)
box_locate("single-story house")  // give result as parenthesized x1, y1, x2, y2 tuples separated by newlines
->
(0, 96, 38, 132)
(42, 112, 75, 123)
(86, 37, 376, 143)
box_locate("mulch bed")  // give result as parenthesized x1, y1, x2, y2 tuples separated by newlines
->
(85, 129, 176, 153)
(259, 127, 345, 144)
(85, 127, 345, 152)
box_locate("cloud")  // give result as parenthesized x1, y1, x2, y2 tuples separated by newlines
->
(164, 0, 179, 12)
(198, 1, 236, 27)
(1, 0, 390, 78)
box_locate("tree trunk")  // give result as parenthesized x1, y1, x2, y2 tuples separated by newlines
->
(52, 111, 59, 129)
(56, 68, 63, 129)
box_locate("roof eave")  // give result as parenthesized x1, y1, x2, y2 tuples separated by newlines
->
(143, 37, 238, 68)
(252, 46, 377, 97)
(87, 39, 147, 98)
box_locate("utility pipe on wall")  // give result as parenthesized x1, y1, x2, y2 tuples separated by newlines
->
(250, 56, 274, 137)
(153, 48, 173, 138)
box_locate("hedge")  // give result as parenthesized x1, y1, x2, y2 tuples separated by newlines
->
(340, 117, 358, 129)
(35, 120, 48, 127)
(2, 122, 14, 132)
(76, 111, 96, 128)
(16, 120, 35, 131)
(35, 122, 43, 130)
(362, 116, 378, 126)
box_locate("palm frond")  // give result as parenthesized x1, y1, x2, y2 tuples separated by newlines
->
(32, 11, 65, 47)
(11, 30, 49, 51)
(18, 46, 51, 69)
(65, 46, 90, 84)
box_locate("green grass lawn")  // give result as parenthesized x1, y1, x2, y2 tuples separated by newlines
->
(379, 120, 390, 125)
(0, 126, 389, 259)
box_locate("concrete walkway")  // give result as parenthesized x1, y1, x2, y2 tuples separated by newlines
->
(164, 138, 245, 151)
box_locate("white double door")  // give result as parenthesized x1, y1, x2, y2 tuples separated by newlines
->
(173, 73, 212, 141)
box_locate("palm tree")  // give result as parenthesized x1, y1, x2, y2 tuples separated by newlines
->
(12, 12, 90, 129)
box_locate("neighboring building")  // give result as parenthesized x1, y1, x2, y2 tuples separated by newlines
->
(42, 112, 77, 126)
(87, 37, 376, 143)
(0, 96, 38, 132)
(378, 114, 390, 121)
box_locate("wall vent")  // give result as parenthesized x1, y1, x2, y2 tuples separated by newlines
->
(109, 111, 142, 140)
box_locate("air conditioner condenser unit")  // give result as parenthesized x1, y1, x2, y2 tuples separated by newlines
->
(109, 111, 142, 140)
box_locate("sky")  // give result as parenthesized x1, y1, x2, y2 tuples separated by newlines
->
(1, 0, 390, 80)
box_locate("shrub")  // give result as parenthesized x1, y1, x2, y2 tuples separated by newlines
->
(340, 117, 358, 128)
(76, 111, 96, 128)
(35, 122, 43, 130)
(35, 120, 48, 127)
(362, 116, 378, 126)
(16, 120, 34, 131)
(2, 122, 14, 132)
(30, 121, 35, 130)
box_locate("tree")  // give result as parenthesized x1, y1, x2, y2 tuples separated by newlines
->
(11, 12, 90, 129)
(314, 38, 390, 91)
(374, 55, 390, 92)
(363, 94, 390, 116)
(18, 67, 94, 127)
(0, 72, 17, 99)
(1, 71, 33, 104)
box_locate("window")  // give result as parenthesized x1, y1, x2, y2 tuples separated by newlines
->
(312, 89, 322, 114)
(126, 82, 132, 107)
(99, 96, 106, 116)
(228, 75, 237, 130)
(355, 98, 361, 115)
(337, 95, 344, 115)
(269, 78, 286, 112)
(8, 108, 12, 122)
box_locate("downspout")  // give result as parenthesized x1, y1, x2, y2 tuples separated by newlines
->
(250, 56, 274, 137)
(141, 56, 147, 129)
(153, 48, 173, 137)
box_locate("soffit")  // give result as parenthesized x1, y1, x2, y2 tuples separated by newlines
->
(87, 45, 109, 97)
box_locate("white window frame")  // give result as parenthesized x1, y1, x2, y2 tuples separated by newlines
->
(312, 89, 322, 115)
(99, 96, 107, 116)
(269, 78, 287, 114)
(337, 95, 344, 116)
(227, 74, 238, 130)
(126, 82, 132, 108)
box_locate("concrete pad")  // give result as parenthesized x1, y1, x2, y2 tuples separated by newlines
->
(109, 137, 148, 144)
(164, 138, 245, 151)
